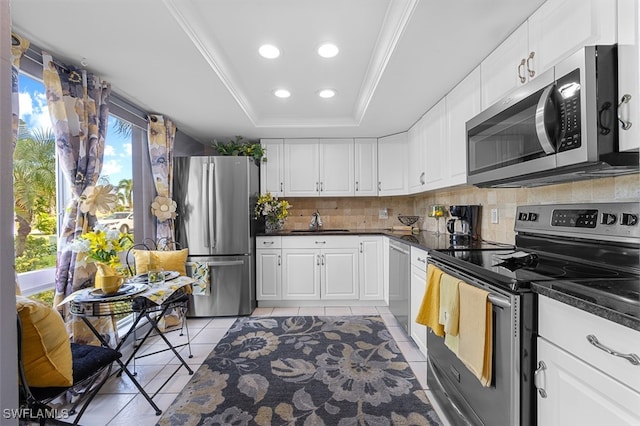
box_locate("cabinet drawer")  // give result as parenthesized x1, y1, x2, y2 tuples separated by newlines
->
(282, 235, 358, 249)
(410, 247, 428, 271)
(257, 236, 282, 249)
(539, 296, 640, 391)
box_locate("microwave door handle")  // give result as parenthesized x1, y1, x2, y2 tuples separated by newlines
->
(535, 84, 557, 155)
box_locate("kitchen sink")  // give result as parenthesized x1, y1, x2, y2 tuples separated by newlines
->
(290, 229, 350, 233)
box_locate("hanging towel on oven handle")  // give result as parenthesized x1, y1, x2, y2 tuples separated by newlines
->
(415, 264, 445, 337)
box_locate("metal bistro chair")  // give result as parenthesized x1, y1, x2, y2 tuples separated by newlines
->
(17, 315, 121, 425)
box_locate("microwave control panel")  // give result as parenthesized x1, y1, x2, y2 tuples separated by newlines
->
(557, 68, 581, 153)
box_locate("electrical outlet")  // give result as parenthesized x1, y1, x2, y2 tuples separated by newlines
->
(379, 208, 388, 219)
(491, 208, 499, 224)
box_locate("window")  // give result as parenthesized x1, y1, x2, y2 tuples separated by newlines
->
(16, 72, 135, 300)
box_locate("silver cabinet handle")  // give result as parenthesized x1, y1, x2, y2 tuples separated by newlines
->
(315, 241, 326, 245)
(517, 58, 526, 83)
(316, 254, 320, 265)
(316, 182, 319, 192)
(416, 256, 426, 264)
(280, 182, 284, 192)
(278, 255, 281, 266)
(419, 172, 425, 185)
(526, 51, 535, 78)
(262, 241, 274, 246)
(359, 242, 363, 253)
(355, 181, 359, 192)
(321, 254, 325, 265)
(618, 94, 633, 130)
(534, 361, 548, 398)
(587, 334, 640, 365)
(320, 182, 324, 192)
(378, 181, 381, 191)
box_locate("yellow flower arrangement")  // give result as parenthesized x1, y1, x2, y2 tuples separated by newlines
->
(255, 192, 291, 228)
(69, 223, 133, 269)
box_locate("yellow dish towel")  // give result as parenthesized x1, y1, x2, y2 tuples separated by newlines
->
(458, 282, 493, 387)
(415, 264, 445, 337)
(439, 273, 460, 336)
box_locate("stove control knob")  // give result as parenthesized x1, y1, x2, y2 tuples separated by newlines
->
(621, 213, 638, 226)
(528, 212, 538, 221)
(601, 213, 617, 225)
(519, 212, 529, 221)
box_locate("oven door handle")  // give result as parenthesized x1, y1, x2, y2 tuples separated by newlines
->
(428, 258, 512, 308)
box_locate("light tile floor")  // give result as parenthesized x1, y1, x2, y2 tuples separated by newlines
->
(63, 306, 450, 425)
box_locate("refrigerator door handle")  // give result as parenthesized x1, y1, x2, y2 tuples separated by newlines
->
(208, 161, 217, 249)
(202, 162, 211, 248)
(187, 260, 245, 267)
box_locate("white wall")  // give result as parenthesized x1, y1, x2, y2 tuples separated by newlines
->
(1, 0, 19, 422)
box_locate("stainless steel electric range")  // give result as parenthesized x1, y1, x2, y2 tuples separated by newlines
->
(426, 202, 640, 426)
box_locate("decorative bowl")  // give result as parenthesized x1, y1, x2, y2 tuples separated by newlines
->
(397, 215, 420, 226)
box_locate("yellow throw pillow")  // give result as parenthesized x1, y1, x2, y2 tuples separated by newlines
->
(133, 248, 188, 276)
(16, 296, 73, 387)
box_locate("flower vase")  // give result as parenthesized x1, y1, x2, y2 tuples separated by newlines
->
(265, 219, 284, 234)
(94, 262, 124, 294)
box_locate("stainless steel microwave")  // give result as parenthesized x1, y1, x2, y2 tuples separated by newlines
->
(467, 45, 638, 188)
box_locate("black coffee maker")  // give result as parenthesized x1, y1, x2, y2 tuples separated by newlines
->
(446, 205, 481, 245)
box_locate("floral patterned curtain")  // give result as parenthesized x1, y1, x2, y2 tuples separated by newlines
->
(42, 52, 112, 313)
(147, 114, 177, 242)
(11, 34, 30, 150)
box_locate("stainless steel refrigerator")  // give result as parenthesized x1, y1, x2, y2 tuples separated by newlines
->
(173, 156, 258, 317)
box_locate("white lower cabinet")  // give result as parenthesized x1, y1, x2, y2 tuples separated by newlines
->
(256, 237, 282, 300)
(358, 236, 384, 301)
(409, 247, 428, 356)
(320, 248, 359, 300)
(536, 296, 640, 425)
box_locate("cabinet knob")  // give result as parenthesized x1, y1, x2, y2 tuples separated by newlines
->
(517, 58, 526, 83)
(534, 361, 548, 398)
(526, 51, 535, 78)
(618, 94, 633, 130)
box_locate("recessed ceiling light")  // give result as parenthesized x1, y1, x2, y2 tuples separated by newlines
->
(259, 44, 280, 59)
(274, 89, 291, 98)
(317, 43, 339, 58)
(318, 89, 336, 99)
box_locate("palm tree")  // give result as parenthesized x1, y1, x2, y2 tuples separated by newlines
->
(117, 178, 133, 209)
(13, 127, 56, 256)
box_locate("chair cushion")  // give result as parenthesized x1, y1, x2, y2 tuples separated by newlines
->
(133, 248, 188, 275)
(16, 296, 73, 387)
(30, 343, 121, 400)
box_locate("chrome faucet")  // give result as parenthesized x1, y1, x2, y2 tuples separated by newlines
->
(309, 210, 323, 231)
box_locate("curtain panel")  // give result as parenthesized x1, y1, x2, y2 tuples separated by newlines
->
(42, 53, 112, 315)
(147, 114, 176, 242)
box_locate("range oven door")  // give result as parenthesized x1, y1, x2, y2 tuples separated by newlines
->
(426, 258, 535, 426)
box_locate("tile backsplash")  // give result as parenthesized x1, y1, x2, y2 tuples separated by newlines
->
(281, 174, 639, 244)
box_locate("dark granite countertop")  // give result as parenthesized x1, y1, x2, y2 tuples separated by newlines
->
(258, 229, 640, 332)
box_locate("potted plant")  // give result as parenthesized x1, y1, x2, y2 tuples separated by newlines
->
(213, 136, 265, 164)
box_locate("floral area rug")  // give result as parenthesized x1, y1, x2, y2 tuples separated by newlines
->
(157, 316, 443, 425)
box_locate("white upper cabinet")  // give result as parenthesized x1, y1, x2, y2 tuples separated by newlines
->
(378, 132, 408, 196)
(319, 139, 355, 196)
(481, 0, 617, 109)
(407, 115, 427, 194)
(260, 139, 284, 196)
(618, 0, 640, 152)
(283, 139, 354, 197)
(354, 138, 378, 196)
(422, 98, 447, 190)
(444, 66, 481, 188)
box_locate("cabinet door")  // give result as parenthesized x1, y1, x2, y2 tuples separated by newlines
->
(445, 67, 481, 187)
(319, 139, 355, 196)
(354, 138, 378, 196)
(378, 132, 408, 196)
(321, 248, 359, 300)
(410, 264, 427, 356)
(618, 0, 640, 152)
(423, 98, 447, 190)
(528, 0, 617, 80)
(256, 249, 281, 300)
(284, 139, 319, 196)
(260, 139, 284, 196)
(358, 237, 384, 300)
(407, 117, 426, 194)
(536, 337, 640, 426)
(481, 22, 529, 109)
(281, 249, 320, 299)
